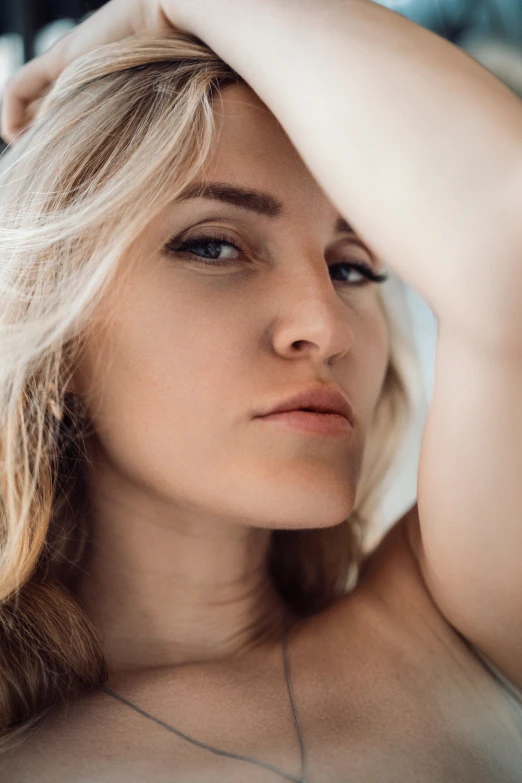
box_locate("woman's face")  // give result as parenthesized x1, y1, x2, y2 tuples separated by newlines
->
(73, 83, 390, 531)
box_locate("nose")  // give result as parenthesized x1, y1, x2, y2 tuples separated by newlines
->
(269, 262, 356, 366)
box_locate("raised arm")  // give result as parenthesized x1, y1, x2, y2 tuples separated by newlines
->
(167, 0, 522, 693)
(177, 0, 522, 694)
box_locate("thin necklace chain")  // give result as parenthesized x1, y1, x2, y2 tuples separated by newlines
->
(100, 611, 308, 783)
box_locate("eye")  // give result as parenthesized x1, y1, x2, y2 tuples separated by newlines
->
(165, 232, 247, 267)
(330, 260, 388, 286)
(164, 231, 389, 286)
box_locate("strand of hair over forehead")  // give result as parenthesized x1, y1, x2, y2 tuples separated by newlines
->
(0, 36, 234, 236)
(0, 35, 239, 411)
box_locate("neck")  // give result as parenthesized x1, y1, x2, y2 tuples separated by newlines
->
(72, 453, 292, 672)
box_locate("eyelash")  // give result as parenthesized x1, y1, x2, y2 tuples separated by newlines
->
(165, 232, 389, 286)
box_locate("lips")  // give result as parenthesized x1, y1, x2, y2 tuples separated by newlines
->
(257, 384, 353, 424)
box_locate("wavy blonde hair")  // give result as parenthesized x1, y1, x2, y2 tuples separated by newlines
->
(0, 33, 417, 752)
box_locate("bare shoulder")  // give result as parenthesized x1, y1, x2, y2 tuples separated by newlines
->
(345, 503, 522, 719)
(350, 502, 481, 650)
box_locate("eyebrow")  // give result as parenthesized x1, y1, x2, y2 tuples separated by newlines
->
(177, 181, 355, 235)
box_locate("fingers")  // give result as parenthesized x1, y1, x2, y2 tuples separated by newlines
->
(1, 56, 57, 143)
(0, 0, 172, 145)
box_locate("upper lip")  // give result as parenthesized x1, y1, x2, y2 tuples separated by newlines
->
(256, 384, 354, 424)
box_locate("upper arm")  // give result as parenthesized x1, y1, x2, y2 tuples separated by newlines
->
(409, 322, 522, 693)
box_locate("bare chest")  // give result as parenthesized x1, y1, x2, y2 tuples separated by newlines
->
(23, 624, 520, 783)
(4, 521, 522, 783)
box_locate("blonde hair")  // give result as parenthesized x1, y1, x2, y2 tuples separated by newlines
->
(0, 33, 416, 752)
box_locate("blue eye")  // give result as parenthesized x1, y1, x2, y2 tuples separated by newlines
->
(165, 233, 245, 267)
(329, 261, 388, 286)
(165, 232, 389, 285)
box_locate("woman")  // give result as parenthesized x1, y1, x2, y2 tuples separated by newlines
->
(1, 0, 522, 780)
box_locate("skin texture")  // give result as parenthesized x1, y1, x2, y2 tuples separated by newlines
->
(68, 83, 390, 672)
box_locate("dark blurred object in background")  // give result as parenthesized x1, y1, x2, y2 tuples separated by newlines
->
(0, 0, 106, 62)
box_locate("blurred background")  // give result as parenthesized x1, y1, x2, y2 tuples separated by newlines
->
(1, 0, 521, 546)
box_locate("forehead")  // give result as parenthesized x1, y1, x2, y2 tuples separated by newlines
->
(203, 83, 334, 218)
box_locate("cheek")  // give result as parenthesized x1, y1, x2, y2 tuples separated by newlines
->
(352, 301, 390, 422)
(77, 277, 248, 493)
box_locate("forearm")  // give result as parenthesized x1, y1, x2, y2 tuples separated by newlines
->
(174, 0, 522, 346)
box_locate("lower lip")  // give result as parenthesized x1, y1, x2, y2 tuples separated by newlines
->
(257, 410, 352, 436)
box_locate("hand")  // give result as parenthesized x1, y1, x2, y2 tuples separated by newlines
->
(0, 0, 189, 143)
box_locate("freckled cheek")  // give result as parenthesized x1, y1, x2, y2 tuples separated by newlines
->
(99, 292, 245, 434)
(77, 326, 241, 492)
